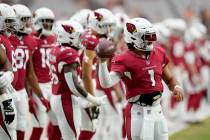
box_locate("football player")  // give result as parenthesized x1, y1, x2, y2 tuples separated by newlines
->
(50, 20, 105, 140)
(0, 3, 18, 140)
(79, 8, 116, 140)
(98, 18, 184, 140)
(30, 7, 59, 140)
(9, 4, 50, 140)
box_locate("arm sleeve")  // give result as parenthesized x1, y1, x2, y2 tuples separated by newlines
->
(99, 61, 121, 88)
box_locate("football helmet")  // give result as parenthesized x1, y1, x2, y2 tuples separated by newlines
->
(12, 4, 32, 34)
(89, 8, 116, 35)
(54, 20, 84, 49)
(70, 9, 92, 29)
(33, 7, 55, 36)
(154, 23, 171, 44)
(108, 12, 129, 42)
(0, 3, 17, 32)
(124, 18, 157, 51)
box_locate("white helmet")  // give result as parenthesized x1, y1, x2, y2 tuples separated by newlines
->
(0, 3, 17, 32)
(108, 12, 129, 42)
(33, 7, 55, 36)
(184, 27, 203, 43)
(54, 20, 84, 49)
(124, 18, 157, 51)
(154, 23, 171, 44)
(70, 9, 92, 29)
(12, 4, 32, 34)
(89, 8, 116, 35)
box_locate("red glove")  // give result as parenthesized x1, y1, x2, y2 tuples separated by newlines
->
(28, 96, 38, 114)
(40, 97, 51, 112)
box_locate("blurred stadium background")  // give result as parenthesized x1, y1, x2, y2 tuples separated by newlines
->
(2, 0, 210, 140)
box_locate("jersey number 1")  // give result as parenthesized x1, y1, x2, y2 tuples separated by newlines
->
(148, 69, 156, 86)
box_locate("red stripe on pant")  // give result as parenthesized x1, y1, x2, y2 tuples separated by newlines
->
(0, 110, 12, 140)
(61, 94, 77, 138)
(125, 103, 133, 140)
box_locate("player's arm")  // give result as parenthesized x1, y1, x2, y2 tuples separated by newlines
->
(0, 46, 16, 124)
(98, 59, 122, 88)
(0, 45, 14, 93)
(64, 62, 103, 105)
(162, 63, 184, 101)
(26, 55, 50, 111)
(26, 55, 43, 97)
(82, 49, 96, 95)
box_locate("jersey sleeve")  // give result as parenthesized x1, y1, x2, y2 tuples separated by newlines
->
(111, 55, 126, 75)
(81, 32, 99, 50)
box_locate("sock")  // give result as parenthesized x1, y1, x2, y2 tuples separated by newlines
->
(48, 125, 61, 140)
(17, 130, 25, 140)
(78, 130, 95, 140)
(29, 127, 43, 140)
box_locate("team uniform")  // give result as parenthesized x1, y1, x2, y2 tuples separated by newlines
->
(0, 34, 17, 140)
(81, 30, 123, 140)
(31, 34, 57, 128)
(49, 45, 80, 140)
(111, 46, 169, 140)
(8, 33, 36, 135)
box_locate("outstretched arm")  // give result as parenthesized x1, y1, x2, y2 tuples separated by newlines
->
(98, 59, 122, 88)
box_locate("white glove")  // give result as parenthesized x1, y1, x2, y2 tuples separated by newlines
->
(86, 94, 107, 106)
(78, 97, 95, 108)
(0, 71, 14, 89)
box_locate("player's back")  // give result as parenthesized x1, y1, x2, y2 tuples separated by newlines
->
(49, 45, 79, 95)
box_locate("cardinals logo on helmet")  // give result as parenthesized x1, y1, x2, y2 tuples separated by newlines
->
(94, 11, 103, 22)
(62, 25, 74, 34)
(126, 23, 137, 34)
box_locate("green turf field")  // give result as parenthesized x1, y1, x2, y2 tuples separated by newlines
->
(170, 118, 210, 140)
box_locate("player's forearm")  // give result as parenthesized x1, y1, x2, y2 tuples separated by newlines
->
(99, 62, 121, 88)
(26, 74, 43, 98)
(64, 72, 101, 105)
(82, 61, 94, 95)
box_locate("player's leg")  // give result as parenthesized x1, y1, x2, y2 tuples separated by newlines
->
(154, 107, 168, 140)
(78, 107, 95, 140)
(52, 94, 79, 140)
(125, 103, 145, 140)
(30, 82, 57, 140)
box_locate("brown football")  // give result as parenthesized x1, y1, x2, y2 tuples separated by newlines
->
(95, 39, 116, 58)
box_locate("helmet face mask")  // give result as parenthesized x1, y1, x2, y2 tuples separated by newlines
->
(33, 7, 55, 36)
(0, 3, 17, 33)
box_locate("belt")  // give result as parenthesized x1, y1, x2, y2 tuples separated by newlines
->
(128, 92, 162, 106)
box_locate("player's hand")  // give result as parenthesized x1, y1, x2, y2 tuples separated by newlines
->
(95, 95, 107, 106)
(172, 85, 184, 102)
(40, 97, 51, 112)
(28, 96, 38, 114)
(0, 71, 13, 88)
(2, 98, 15, 124)
(78, 97, 95, 108)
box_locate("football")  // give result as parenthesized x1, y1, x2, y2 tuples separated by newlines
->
(95, 38, 116, 58)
